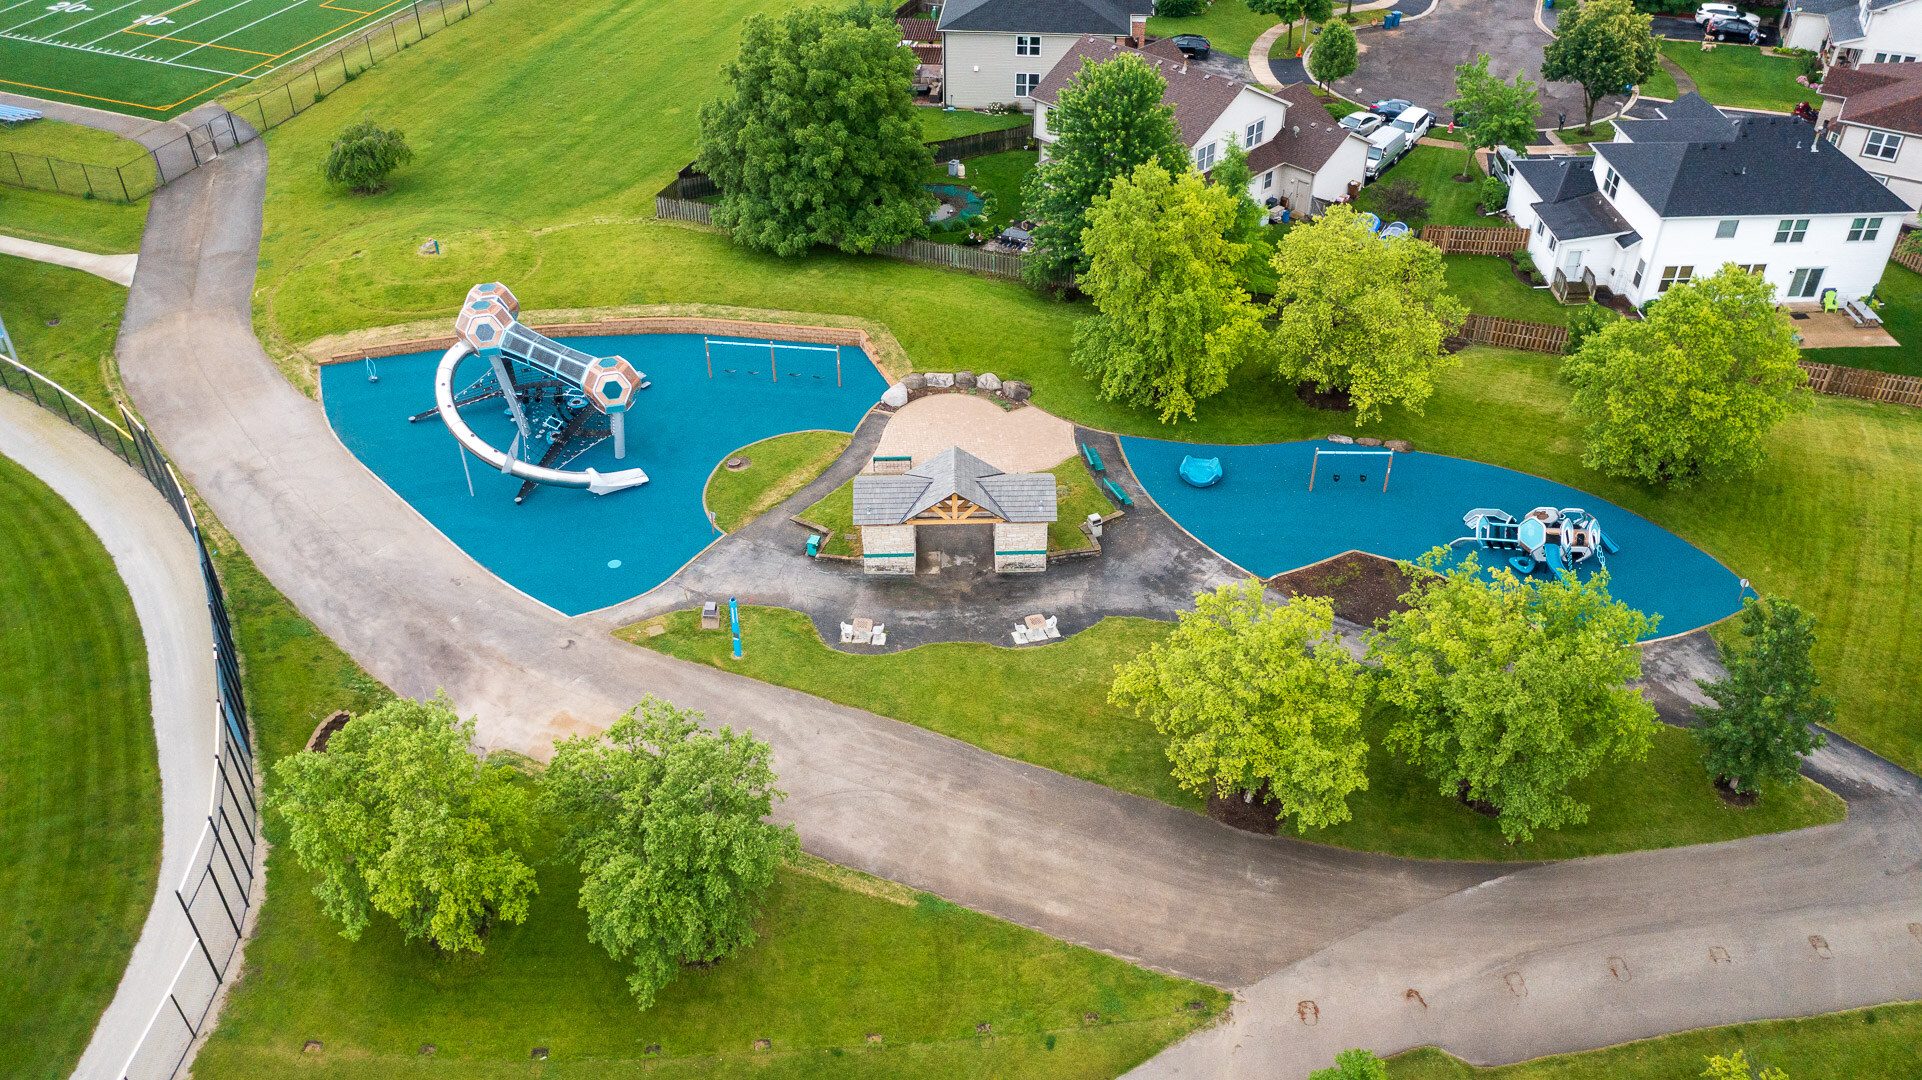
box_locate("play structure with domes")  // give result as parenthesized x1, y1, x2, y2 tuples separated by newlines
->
(419, 282, 652, 503)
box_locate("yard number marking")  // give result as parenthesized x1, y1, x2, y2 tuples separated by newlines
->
(48, 2, 92, 10)
(131, 12, 173, 23)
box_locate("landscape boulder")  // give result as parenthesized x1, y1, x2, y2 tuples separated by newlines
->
(1000, 379, 1031, 402)
(1326, 433, 1356, 444)
(954, 370, 976, 389)
(977, 372, 1002, 391)
(1385, 439, 1414, 453)
(903, 373, 927, 391)
(925, 372, 956, 388)
(1356, 436, 1384, 447)
(881, 382, 909, 407)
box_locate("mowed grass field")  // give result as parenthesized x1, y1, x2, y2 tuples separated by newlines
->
(0, 452, 159, 1080)
(0, 0, 414, 119)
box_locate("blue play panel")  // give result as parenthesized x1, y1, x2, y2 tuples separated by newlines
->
(1120, 437, 1744, 639)
(323, 334, 887, 615)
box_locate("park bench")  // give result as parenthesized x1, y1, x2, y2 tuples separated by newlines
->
(1081, 441, 1104, 472)
(1101, 477, 1133, 508)
(0, 105, 43, 125)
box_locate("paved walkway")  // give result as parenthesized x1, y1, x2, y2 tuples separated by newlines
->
(0, 233, 138, 284)
(870, 393, 1077, 473)
(0, 391, 218, 1080)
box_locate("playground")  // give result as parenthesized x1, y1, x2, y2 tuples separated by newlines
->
(322, 326, 887, 615)
(1121, 436, 1746, 638)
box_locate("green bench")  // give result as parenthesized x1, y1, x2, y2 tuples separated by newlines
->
(1101, 478, 1133, 508)
(1081, 441, 1105, 473)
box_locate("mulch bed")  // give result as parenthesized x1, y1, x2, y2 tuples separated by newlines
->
(306, 709, 351, 753)
(1294, 381, 1353, 412)
(1269, 550, 1423, 628)
(1208, 786, 1284, 835)
(1713, 776, 1761, 807)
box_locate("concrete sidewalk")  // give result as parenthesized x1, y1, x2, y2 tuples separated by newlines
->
(0, 391, 217, 1080)
(0, 234, 138, 286)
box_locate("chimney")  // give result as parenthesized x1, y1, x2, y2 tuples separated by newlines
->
(1132, 15, 1146, 41)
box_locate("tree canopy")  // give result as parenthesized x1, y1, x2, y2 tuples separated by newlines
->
(1448, 53, 1538, 174)
(543, 696, 799, 1009)
(1309, 20, 1359, 88)
(1023, 53, 1189, 283)
(1540, 0, 1659, 130)
(1696, 598, 1831, 797)
(1070, 161, 1269, 422)
(323, 121, 414, 194)
(1110, 580, 1371, 829)
(1269, 204, 1466, 424)
(1563, 265, 1807, 487)
(697, 2, 930, 256)
(270, 696, 537, 952)
(1250, 0, 1334, 52)
(1370, 550, 1660, 842)
(1309, 1048, 1390, 1080)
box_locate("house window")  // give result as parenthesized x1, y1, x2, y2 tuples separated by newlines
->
(1245, 119, 1265, 148)
(1774, 218, 1809, 243)
(1535, 220, 1545, 236)
(1547, 235, 1558, 251)
(1659, 265, 1693, 292)
(1195, 141, 1217, 170)
(1733, 263, 1766, 275)
(1016, 35, 1041, 56)
(1716, 219, 1739, 238)
(1633, 259, 1646, 287)
(1015, 72, 1040, 97)
(1872, 51, 1918, 63)
(1865, 130, 1903, 160)
(1789, 267, 1826, 298)
(1263, 169, 1274, 189)
(1603, 168, 1620, 198)
(1848, 216, 1884, 242)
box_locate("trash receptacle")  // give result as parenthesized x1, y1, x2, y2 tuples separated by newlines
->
(1544, 0, 1553, 8)
(1384, 9, 1402, 27)
(806, 533, 822, 558)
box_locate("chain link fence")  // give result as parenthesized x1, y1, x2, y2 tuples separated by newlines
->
(0, 349, 261, 1080)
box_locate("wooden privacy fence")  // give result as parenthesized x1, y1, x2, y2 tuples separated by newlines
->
(874, 237, 1026, 278)
(1457, 313, 1568, 354)
(1893, 246, 1922, 275)
(1422, 225, 1529, 255)
(926, 124, 1032, 162)
(1799, 361, 1922, 407)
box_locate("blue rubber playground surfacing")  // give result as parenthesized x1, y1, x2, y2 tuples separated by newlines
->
(1121, 438, 1744, 639)
(323, 334, 887, 615)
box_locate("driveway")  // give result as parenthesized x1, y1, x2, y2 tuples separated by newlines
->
(1331, 0, 1628, 129)
(1652, 14, 1780, 46)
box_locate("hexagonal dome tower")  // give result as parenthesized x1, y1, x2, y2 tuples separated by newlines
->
(454, 282, 519, 355)
(585, 355, 644, 414)
(468, 281, 518, 316)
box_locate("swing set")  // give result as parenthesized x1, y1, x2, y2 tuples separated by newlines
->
(1307, 447, 1394, 493)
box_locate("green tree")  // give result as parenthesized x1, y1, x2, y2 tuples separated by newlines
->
(1206, 135, 1270, 284)
(1540, 0, 1659, 132)
(1024, 53, 1189, 283)
(1369, 549, 1660, 842)
(1269, 204, 1467, 424)
(1310, 1048, 1390, 1080)
(1703, 1050, 1790, 1080)
(1110, 580, 1371, 830)
(697, 2, 930, 257)
(270, 696, 536, 952)
(1562, 299, 1612, 354)
(1563, 264, 1807, 486)
(1309, 20, 1359, 88)
(1448, 53, 1538, 179)
(1696, 598, 1831, 799)
(1070, 161, 1269, 422)
(322, 121, 414, 194)
(544, 696, 799, 1009)
(1250, 0, 1334, 53)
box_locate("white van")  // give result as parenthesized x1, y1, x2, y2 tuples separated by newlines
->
(1365, 128, 1408, 180)
(1390, 105, 1434, 142)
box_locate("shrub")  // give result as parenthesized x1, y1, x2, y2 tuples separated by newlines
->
(1479, 176, 1509, 213)
(1157, 0, 1205, 15)
(1369, 178, 1431, 226)
(322, 121, 414, 194)
(1800, 52, 1824, 82)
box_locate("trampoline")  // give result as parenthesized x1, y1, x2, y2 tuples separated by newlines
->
(323, 333, 888, 615)
(1120, 437, 1745, 639)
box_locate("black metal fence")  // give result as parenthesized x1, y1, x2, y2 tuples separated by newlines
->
(0, 353, 260, 1080)
(1, 0, 498, 202)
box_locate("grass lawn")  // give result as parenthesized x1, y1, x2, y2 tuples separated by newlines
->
(0, 118, 144, 166)
(0, 255, 131, 414)
(1654, 40, 1812, 112)
(924, 150, 1037, 244)
(1815, 261, 1922, 377)
(705, 430, 852, 533)
(1387, 1001, 1922, 1079)
(1356, 146, 1486, 227)
(0, 187, 148, 252)
(1049, 458, 1111, 551)
(625, 606, 1843, 861)
(1443, 254, 1579, 325)
(1553, 121, 1616, 144)
(918, 108, 1031, 142)
(1146, 0, 1279, 58)
(0, 453, 158, 1080)
(200, 547, 1227, 1080)
(799, 476, 859, 557)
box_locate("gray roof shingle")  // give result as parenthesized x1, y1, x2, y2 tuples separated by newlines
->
(850, 447, 1058, 525)
(1828, 3, 1866, 42)
(1534, 191, 1634, 241)
(937, 0, 1144, 35)
(1592, 114, 1911, 216)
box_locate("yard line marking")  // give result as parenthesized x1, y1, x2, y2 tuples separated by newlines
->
(103, 0, 245, 49)
(166, 0, 308, 62)
(0, 0, 55, 18)
(222, 0, 405, 74)
(118, 26, 271, 52)
(0, 28, 251, 74)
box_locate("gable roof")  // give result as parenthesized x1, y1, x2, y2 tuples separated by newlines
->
(1511, 155, 1600, 204)
(1613, 91, 1743, 143)
(1030, 36, 1271, 147)
(1790, 0, 1856, 14)
(1828, 3, 1866, 42)
(937, 0, 1143, 35)
(851, 447, 1058, 526)
(1246, 84, 1361, 173)
(1820, 62, 1922, 134)
(1592, 112, 1910, 216)
(1536, 191, 1634, 241)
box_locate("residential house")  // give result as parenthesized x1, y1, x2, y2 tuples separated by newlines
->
(1505, 92, 1907, 305)
(1029, 37, 1369, 215)
(933, 0, 1151, 110)
(1783, 0, 1922, 67)
(1818, 61, 1922, 219)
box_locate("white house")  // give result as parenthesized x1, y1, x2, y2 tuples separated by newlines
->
(934, 0, 1150, 110)
(1028, 37, 1369, 215)
(1783, 0, 1922, 67)
(1818, 61, 1922, 220)
(1505, 93, 1908, 306)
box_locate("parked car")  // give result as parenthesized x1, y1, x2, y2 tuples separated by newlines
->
(1369, 97, 1416, 118)
(1172, 34, 1211, 59)
(1489, 144, 1525, 181)
(1706, 13, 1762, 39)
(1364, 127, 1409, 180)
(1390, 105, 1435, 142)
(1694, 3, 1757, 26)
(1339, 111, 1386, 137)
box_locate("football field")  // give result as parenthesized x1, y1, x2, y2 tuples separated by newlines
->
(0, 0, 413, 120)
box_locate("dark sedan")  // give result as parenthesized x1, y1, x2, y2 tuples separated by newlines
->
(1172, 34, 1211, 59)
(1369, 98, 1416, 118)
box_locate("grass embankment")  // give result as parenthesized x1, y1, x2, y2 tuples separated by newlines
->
(918, 108, 1031, 141)
(1356, 146, 1487, 227)
(0, 255, 131, 414)
(705, 431, 852, 533)
(0, 453, 158, 1080)
(625, 606, 1843, 861)
(0, 187, 149, 252)
(1645, 41, 1810, 112)
(924, 150, 1036, 244)
(1443, 254, 1579, 325)
(1388, 1002, 1922, 1079)
(198, 545, 1226, 1080)
(0, 118, 144, 166)
(1147, 0, 1278, 58)
(1820, 262, 1922, 377)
